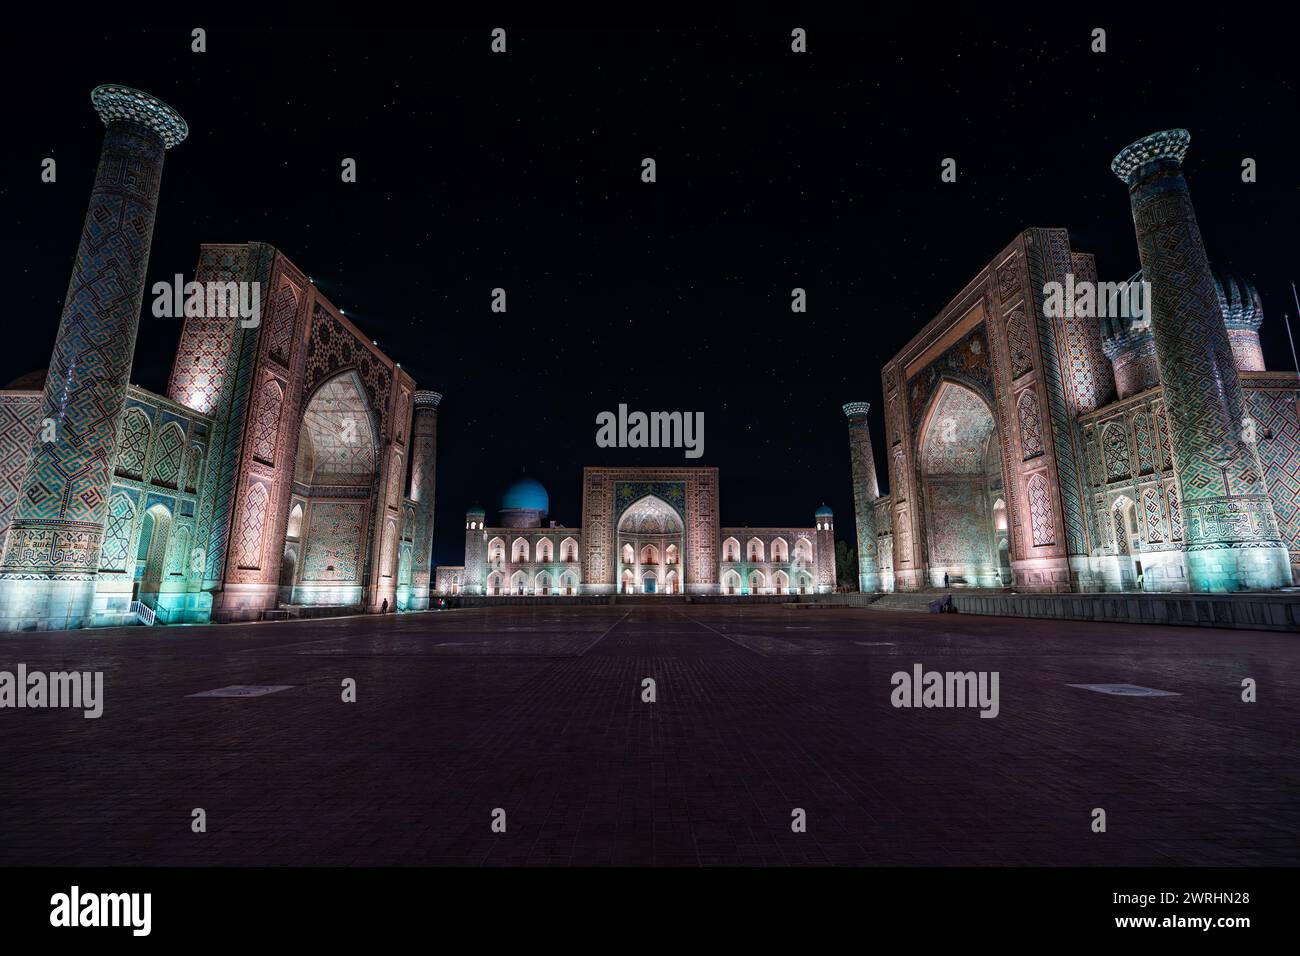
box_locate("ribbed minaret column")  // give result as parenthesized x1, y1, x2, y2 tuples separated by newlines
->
(408, 390, 441, 609)
(0, 85, 188, 631)
(843, 402, 881, 592)
(1112, 129, 1291, 591)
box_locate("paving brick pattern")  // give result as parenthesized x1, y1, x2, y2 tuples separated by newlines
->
(0, 606, 1295, 866)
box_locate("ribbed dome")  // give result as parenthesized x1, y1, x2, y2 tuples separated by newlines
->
(814, 503, 834, 518)
(1099, 271, 1152, 357)
(4, 369, 48, 391)
(1212, 269, 1264, 331)
(500, 476, 549, 513)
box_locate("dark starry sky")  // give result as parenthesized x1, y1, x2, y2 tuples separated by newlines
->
(1, 24, 1296, 566)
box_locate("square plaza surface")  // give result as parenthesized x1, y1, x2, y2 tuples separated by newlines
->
(0, 605, 1295, 866)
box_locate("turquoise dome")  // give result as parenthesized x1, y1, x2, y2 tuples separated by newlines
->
(815, 504, 833, 517)
(500, 476, 549, 512)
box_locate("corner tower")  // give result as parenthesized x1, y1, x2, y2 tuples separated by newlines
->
(408, 390, 442, 609)
(843, 402, 881, 592)
(814, 504, 837, 594)
(463, 506, 486, 595)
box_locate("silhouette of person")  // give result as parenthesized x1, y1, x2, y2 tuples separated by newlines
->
(381, 598, 389, 613)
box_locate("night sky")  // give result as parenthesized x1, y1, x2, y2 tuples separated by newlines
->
(2, 24, 1296, 567)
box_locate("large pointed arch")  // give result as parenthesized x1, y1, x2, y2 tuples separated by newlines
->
(282, 370, 380, 607)
(915, 379, 1006, 588)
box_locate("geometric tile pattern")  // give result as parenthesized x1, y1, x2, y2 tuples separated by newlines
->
(1112, 505, 1130, 555)
(251, 378, 282, 465)
(1166, 484, 1183, 541)
(115, 407, 151, 480)
(1156, 406, 1174, 471)
(0, 394, 40, 536)
(1006, 308, 1033, 378)
(1059, 252, 1114, 414)
(1135, 413, 1156, 475)
(1017, 388, 1044, 460)
(1143, 487, 1164, 544)
(1103, 422, 1131, 480)
(1247, 387, 1300, 558)
(264, 277, 301, 368)
(98, 492, 135, 572)
(301, 501, 365, 583)
(185, 445, 203, 493)
(149, 422, 185, 488)
(1028, 472, 1055, 547)
(234, 482, 269, 570)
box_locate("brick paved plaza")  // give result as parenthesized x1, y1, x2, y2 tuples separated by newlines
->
(1, 605, 1296, 866)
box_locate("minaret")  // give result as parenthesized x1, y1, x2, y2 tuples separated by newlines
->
(463, 507, 486, 595)
(0, 85, 188, 631)
(408, 390, 442, 609)
(842, 402, 881, 592)
(814, 505, 837, 594)
(1111, 129, 1291, 590)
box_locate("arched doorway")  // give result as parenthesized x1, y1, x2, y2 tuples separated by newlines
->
(617, 495, 684, 597)
(281, 371, 378, 608)
(992, 497, 1011, 586)
(135, 503, 173, 608)
(1112, 496, 1140, 589)
(917, 381, 1006, 588)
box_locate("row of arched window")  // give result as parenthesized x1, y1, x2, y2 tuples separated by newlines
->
(721, 569, 814, 595)
(720, 536, 810, 563)
(488, 536, 579, 564)
(620, 543, 678, 565)
(488, 569, 581, 596)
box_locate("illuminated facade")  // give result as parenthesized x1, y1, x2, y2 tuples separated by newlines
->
(0, 87, 438, 630)
(853, 130, 1299, 594)
(436, 467, 836, 596)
